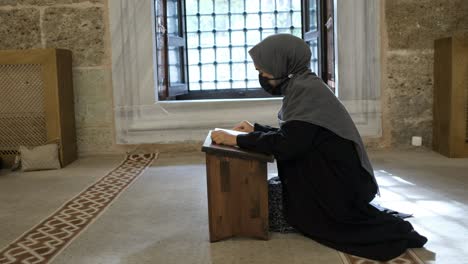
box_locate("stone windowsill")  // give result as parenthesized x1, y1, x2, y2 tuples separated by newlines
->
(115, 98, 382, 144)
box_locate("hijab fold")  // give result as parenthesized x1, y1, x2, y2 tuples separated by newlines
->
(249, 34, 378, 192)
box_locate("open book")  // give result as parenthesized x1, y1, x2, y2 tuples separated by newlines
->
(213, 128, 247, 136)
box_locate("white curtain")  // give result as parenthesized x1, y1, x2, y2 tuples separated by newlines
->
(335, 0, 382, 136)
(108, 0, 382, 144)
(109, 0, 158, 143)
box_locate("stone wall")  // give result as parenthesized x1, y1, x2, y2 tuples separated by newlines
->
(2, 0, 467, 154)
(0, 0, 115, 155)
(383, 0, 468, 147)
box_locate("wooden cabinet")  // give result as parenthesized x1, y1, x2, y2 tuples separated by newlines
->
(0, 49, 77, 167)
(433, 36, 468, 157)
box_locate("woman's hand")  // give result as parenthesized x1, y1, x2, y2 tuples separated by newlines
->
(232, 120, 254, 133)
(211, 131, 237, 146)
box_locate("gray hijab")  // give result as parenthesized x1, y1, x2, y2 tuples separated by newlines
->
(249, 34, 378, 192)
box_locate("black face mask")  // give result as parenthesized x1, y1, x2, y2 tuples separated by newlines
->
(259, 74, 292, 95)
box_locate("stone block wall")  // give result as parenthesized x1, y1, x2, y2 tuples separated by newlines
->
(383, 0, 468, 147)
(1, 0, 467, 154)
(0, 0, 115, 155)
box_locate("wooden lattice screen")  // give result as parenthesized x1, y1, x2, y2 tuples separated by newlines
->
(0, 49, 77, 167)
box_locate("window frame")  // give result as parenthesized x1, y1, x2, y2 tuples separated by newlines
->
(156, 0, 333, 100)
(156, 0, 190, 100)
(303, 0, 335, 93)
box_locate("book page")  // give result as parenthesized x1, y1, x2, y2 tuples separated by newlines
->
(213, 128, 247, 136)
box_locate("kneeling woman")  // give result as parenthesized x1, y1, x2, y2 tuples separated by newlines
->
(211, 34, 427, 261)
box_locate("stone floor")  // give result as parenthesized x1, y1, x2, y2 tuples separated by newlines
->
(0, 149, 467, 264)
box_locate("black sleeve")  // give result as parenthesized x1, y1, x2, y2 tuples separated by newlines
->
(237, 121, 320, 161)
(253, 123, 279, 132)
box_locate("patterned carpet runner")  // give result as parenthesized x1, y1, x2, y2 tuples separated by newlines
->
(0, 153, 157, 264)
(339, 249, 425, 264)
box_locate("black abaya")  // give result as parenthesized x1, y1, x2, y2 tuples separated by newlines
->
(236, 121, 427, 261)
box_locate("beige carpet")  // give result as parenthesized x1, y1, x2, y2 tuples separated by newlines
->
(0, 153, 157, 264)
(3, 150, 462, 263)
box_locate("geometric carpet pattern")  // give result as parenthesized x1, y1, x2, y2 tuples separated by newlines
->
(339, 249, 425, 264)
(0, 153, 157, 264)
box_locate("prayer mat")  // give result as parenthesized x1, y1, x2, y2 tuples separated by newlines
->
(0, 153, 157, 264)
